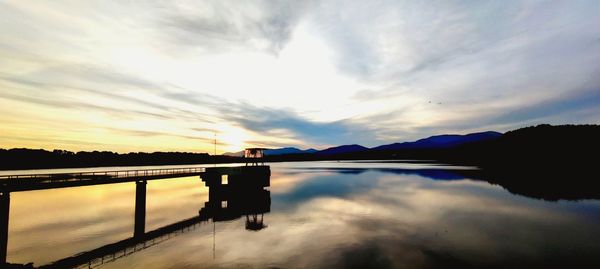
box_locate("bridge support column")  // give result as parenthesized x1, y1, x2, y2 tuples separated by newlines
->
(0, 192, 9, 265)
(134, 180, 146, 238)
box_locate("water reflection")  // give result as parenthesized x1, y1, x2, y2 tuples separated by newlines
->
(3, 162, 600, 268)
(265, 164, 600, 268)
(293, 166, 600, 201)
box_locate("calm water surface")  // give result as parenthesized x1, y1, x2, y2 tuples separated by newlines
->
(5, 161, 600, 268)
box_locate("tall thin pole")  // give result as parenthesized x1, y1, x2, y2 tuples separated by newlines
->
(214, 132, 217, 167)
(213, 221, 216, 259)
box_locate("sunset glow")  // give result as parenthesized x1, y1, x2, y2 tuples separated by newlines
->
(1, 1, 598, 153)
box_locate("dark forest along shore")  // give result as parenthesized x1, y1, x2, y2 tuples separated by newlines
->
(3, 125, 599, 172)
(3, 161, 600, 268)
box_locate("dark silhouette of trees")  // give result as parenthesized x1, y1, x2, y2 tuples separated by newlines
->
(0, 149, 241, 170)
(1, 124, 598, 172)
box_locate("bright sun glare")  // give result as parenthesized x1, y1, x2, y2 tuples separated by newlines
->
(216, 124, 249, 153)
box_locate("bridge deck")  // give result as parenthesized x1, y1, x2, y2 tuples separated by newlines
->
(0, 167, 205, 192)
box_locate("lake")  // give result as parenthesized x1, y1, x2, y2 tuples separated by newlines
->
(4, 161, 600, 268)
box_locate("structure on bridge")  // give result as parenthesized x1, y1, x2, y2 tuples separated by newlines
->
(244, 148, 268, 166)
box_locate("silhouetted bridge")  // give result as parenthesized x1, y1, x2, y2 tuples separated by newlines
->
(0, 167, 205, 192)
(0, 166, 271, 269)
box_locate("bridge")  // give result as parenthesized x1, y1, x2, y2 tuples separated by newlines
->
(0, 167, 206, 192)
(0, 165, 271, 269)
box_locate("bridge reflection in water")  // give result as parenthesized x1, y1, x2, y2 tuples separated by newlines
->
(1, 165, 270, 269)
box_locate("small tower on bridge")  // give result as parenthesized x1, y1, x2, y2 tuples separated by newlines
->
(244, 148, 267, 166)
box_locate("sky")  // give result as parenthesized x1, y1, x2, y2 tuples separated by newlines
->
(0, 0, 599, 154)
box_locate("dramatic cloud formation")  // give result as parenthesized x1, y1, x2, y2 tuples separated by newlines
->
(0, 0, 598, 153)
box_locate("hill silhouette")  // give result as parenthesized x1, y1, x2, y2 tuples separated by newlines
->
(441, 124, 599, 168)
(265, 147, 318, 155)
(316, 144, 369, 155)
(372, 131, 502, 151)
(1, 124, 598, 172)
(263, 124, 596, 169)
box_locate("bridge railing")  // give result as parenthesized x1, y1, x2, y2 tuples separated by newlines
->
(0, 167, 206, 181)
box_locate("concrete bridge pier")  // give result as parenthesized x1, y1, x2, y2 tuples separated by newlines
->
(0, 192, 9, 265)
(134, 180, 147, 238)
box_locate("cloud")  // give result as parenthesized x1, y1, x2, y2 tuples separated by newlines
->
(328, 0, 600, 139)
(0, 62, 229, 123)
(0, 73, 176, 119)
(0, 0, 598, 152)
(153, 0, 311, 54)
(215, 103, 377, 147)
(0, 82, 173, 120)
(492, 87, 600, 125)
(1, 63, 169, 93)
(106, 127, 220, 145)
(147, 87, 379, 147)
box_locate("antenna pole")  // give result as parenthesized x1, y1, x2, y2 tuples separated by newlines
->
(214, 132, 217, 167)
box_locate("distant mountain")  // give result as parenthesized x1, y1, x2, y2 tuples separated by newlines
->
(223, 132, 501, 157)
(265, 147, 318, 155)
(223, 151, 244, 157)
(372, 131, 502, 151)
(317, 144, 369, 155)
(223, 147, 318, 157)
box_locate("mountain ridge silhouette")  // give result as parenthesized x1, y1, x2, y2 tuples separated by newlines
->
(1, 124, 598, 170)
